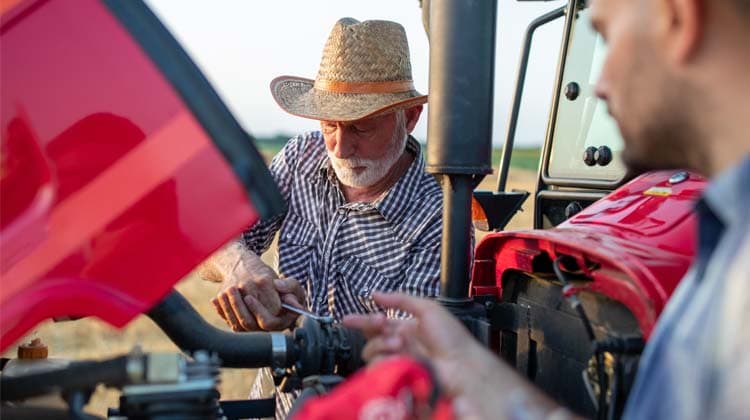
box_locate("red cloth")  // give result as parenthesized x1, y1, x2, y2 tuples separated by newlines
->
(292, 356, 454, 420)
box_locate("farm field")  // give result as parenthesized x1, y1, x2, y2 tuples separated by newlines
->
(2, 144, 539, 417)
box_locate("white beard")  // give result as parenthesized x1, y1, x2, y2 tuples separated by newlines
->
(327, 117, 408, 188)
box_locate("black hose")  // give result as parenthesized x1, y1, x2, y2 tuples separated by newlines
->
(0, 355, 130, 402)
(552, 257, 608, 420)
(146, 290, 294, 368)
(552, 258, 596, 342)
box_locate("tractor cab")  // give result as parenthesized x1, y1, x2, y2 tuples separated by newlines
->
(535, 5, 628, 228)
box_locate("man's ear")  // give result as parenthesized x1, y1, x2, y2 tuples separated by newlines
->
(664, 0, 706, 64)
(403, 105, 423, 133)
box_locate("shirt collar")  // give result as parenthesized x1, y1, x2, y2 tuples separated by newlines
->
(701, 154, 750, 229)
(373, 136, 424, 224)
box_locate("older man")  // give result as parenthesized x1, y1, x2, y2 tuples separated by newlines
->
(199, 17, 441, 416)
(205, 18, 440, 330)
(346, 0, 750, 419)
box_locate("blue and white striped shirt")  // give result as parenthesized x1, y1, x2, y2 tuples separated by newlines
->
(245, 131, 443, 417)
(242, 130, 443, 320)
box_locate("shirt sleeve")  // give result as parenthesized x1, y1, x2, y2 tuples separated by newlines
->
(241, 134, 304, 255)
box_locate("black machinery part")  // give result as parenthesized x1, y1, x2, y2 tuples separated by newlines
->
(478, 269, 644, 419)
(146, 290, 294, 369)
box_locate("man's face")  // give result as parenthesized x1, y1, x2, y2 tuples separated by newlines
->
(321, 110, 408, 188)
(591, 0, 705, 172)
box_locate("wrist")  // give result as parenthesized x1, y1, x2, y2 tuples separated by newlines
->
(505, 389, 574, 420)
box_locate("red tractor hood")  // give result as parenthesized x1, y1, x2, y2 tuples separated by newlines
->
(0, 0, 284, 351)
(472, 171, 705, 338)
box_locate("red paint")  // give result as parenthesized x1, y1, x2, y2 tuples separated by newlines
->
(1, 0, 261, 350)
(472, 171, 705, 338)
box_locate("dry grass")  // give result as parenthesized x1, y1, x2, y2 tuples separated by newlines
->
(2, 169, 537, 418)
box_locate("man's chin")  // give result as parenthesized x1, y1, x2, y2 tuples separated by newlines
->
(335, 170, 380, 188)
(622, 150, 687, 175)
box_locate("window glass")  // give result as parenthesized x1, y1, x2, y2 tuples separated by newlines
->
(547, 9, 625, 181)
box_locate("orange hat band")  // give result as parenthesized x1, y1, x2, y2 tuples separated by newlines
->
(313, 79, 414, 94)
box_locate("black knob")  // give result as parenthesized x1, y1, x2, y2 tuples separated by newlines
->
(565, 82, 580, 101)
(564, 201, 584, 219)
(595, 145, 612, 166)
(583, 146, 597, 166)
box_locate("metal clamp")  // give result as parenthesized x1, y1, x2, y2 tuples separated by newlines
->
(270, 333, 287, 372)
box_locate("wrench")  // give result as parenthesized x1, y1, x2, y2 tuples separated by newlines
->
(281, 303, 334, 325)
(228, 255, 333, 324)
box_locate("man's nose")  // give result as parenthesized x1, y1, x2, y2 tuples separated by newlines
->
(333, 128, 356, 159)
(594, 76, 609, 102)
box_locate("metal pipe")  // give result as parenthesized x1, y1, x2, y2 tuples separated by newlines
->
(426, 0, 498, 305)
(1, 355, 131, 402)
(438, 175, 475, 303)
(147, 291, 294, 368)
(425, 0, 497, 175)
(496, 5, 566, 192)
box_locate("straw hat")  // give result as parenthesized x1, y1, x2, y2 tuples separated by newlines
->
(270, 18, 427, 122)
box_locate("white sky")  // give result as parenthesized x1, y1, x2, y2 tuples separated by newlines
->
(145, 0, 567, 147)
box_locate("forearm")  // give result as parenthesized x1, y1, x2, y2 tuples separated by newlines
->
(458, 343, 579, 420)
(197, 241, 274, 283)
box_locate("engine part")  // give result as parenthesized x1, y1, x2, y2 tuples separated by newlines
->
(146, 290, 364, 380)
(1, 355, 134, 402)
(146, 291, 294, 369)
(111, 351, 221, 420)
(276, 317, 365, 392)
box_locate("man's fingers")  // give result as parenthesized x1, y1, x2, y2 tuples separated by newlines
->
(274, 278, 300, 294)
(275, 278, 306, 304)
(227, 287, 259, 331)
(371, 293, 472, 357)
(372, 292, 436, 317)
(361, 334, 405, 363)
(219, 293, 242, 331)
(211, 297, 227, 322)
(253, 280, 282, 317)
(244, 294, 285, 331)
(280, 294, 303, 326)
(281, 293, 304, 310)
(342, 313, 388, 338)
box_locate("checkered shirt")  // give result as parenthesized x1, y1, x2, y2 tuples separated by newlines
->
(241, 131, 443, 320)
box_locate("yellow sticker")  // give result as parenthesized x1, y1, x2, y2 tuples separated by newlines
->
(643, 186, 672, 197)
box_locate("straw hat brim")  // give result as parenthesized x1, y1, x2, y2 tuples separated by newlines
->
(271, 76, 428, 122)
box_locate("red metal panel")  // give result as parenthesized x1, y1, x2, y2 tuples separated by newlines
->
(0, 0, 260, 350)
(472, 171, 704, 338)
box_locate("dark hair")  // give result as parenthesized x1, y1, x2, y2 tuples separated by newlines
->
(736, 0, 750, 15)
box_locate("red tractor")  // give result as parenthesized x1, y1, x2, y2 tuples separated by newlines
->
(0, 0, 702, 418)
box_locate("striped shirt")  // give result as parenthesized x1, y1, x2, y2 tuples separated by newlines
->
(244, 131, 443, 418)
(242, 130, 443, 320)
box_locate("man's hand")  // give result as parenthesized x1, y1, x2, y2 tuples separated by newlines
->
(242, 277, 306, 331)
(343, 312, 423, 364)
(345, 293, 484, 396)
(345, 293, 568, 420)
(209, 247, 305, 331)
